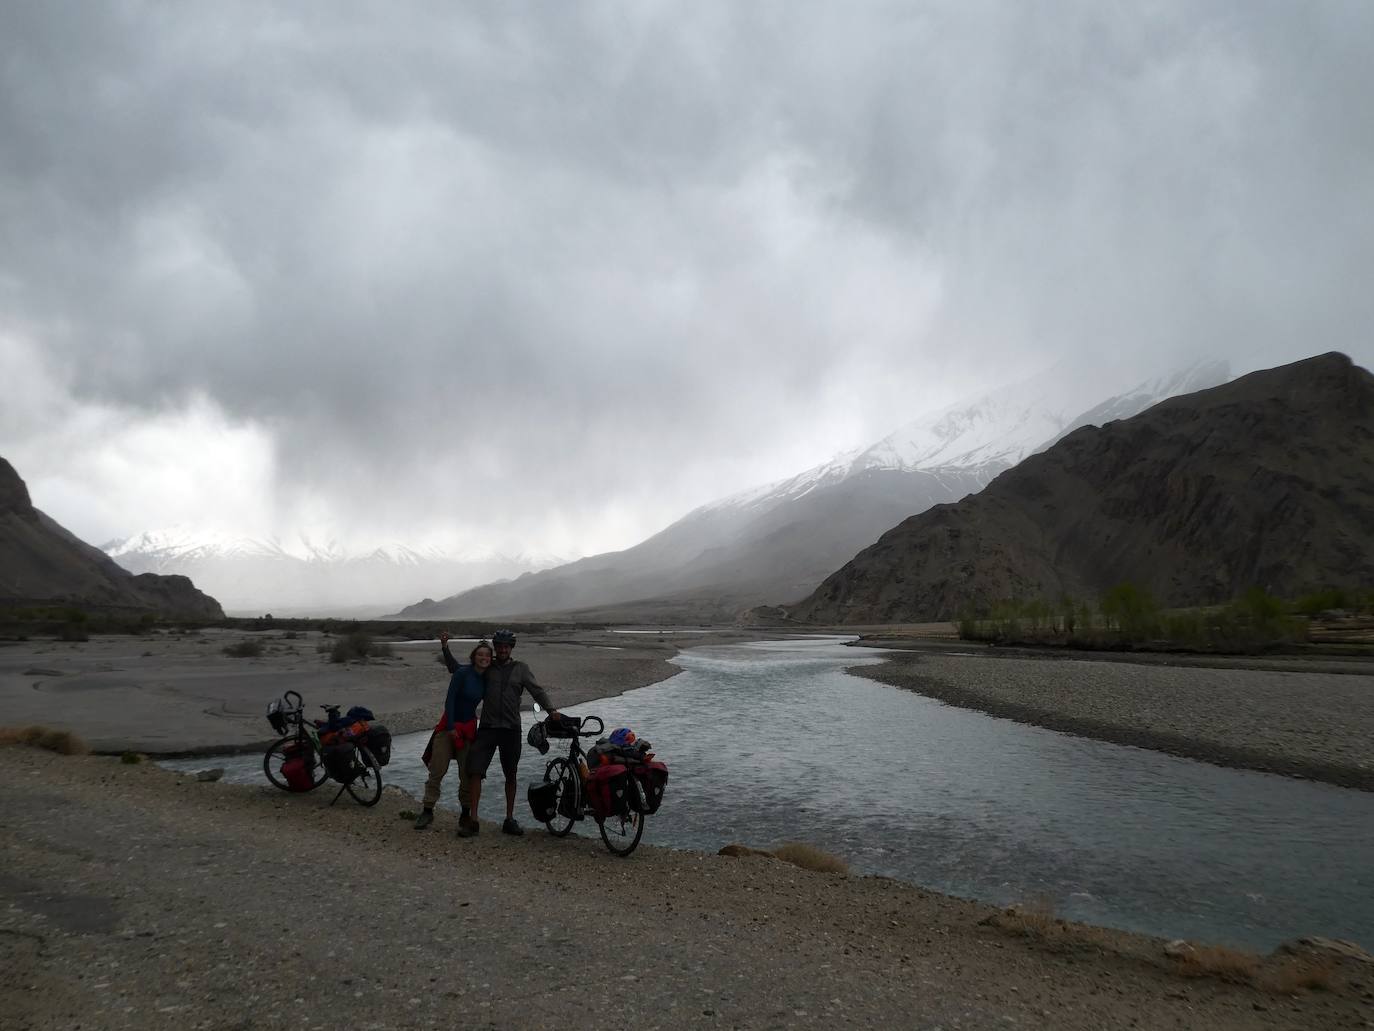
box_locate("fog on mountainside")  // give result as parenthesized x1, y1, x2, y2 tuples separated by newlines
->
(101, 529, 567, 617)
(790, 353, 1374, 624)
(398, 360, 1229, 622)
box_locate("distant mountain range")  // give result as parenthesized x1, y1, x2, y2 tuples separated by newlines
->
(789, 353, 1374, 623)
(102, 528, 567, 616)
(397, 359, 1229, 621)
(0, 458, 222, 619)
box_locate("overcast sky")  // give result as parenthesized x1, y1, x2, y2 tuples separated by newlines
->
(3, 1, 1371, 558)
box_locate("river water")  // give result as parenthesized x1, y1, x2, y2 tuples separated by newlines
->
(169, 637, 1374, 951)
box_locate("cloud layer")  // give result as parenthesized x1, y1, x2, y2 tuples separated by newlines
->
(3, 2, 1371, 553)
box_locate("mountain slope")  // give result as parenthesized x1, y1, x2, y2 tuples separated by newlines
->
(102, 527, 566, 616)
(400, 361, 1228, 621)
(0, 458, 223, 619)
(789, 353, 1374, 624)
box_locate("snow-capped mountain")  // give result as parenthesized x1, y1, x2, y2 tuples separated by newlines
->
(400, 359, 1231, 622)
(102, 527, 569, 616)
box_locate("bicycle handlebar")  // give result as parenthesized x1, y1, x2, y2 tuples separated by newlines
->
(578, 715, 605, 737)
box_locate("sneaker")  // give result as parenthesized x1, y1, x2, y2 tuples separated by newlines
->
(456, 821, 476, 838)
(501, 817, 524, 836)
(414, 809, 434, 830)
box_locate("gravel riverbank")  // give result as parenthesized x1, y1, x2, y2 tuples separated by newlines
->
(4, 747, 1371, 1030)
(853, 648, 1374, 790)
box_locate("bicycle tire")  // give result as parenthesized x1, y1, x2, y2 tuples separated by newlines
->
(543, 758, 577, 837)
(345, 745, 383, 806)
(598, 808, 645, 857)
(263, 735, 328, 792)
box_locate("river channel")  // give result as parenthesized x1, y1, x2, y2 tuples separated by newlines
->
(170, 637, 1374, 951)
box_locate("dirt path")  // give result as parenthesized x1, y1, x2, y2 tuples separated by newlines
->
(3, 749, 1369, 1030)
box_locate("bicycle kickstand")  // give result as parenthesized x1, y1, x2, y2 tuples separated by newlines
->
(328, 781, 349, 806)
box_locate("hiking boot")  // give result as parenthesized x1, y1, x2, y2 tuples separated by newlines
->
(414, 809, 434, 830)
(457, 814, 480, 837)
(501, 817, 524, 836)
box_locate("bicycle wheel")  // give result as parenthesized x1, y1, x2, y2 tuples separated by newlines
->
(263, 736, 328, 792)
(543, 758, 577, 837)
(345, 746, 383, 806)
(598, 807, 645, 857)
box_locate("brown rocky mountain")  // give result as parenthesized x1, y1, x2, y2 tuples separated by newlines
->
(0, 457, 223, 619)
(788, 353, 1374, 624)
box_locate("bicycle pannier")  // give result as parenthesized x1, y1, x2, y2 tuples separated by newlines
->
(280, 742, 314, 792)
(323, 742, 358, 784)
(527, 779, 559, 822)
(584, 763, 630, 820)
(632, 761, 668, 814)
(364, 724, 392, 766)
(266, 698, 290, 735)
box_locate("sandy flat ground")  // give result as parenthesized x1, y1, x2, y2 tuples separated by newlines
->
(854, 645, 1374, 790)
(4, 747, 1371, 1031)
(0, 627, 788, 754)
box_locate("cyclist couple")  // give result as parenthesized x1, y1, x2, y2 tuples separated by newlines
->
(415, 628, 559, 837)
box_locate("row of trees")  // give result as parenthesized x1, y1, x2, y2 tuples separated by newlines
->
(957, 584, 1373, 652)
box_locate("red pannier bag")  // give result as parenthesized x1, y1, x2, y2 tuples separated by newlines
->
(280, 742, 315, 792)
(583, 763, 630, 820)
(630, 761, 668, 814)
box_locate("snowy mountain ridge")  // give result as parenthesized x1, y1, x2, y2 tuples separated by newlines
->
(701, 359, 1230, 517)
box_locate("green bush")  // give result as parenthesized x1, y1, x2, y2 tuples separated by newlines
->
(222, 639, 264, 658)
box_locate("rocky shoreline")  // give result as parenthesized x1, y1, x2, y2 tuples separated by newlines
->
(853, 647, 1374, 791)
(4, 747, 1371, 1030)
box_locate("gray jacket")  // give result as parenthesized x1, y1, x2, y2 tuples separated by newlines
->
(479, 658, 553, 730)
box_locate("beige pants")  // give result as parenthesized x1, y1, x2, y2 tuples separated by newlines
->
(422, 730, 472, 810)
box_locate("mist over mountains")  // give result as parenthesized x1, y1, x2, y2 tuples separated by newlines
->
(397, 360, 1229, 622)
(790, 353, 1374, 624)
(101, 529, 567, 617)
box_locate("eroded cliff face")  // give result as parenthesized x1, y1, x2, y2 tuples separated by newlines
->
(0, 458, 223, 619)
(790, 353, 1374, 623)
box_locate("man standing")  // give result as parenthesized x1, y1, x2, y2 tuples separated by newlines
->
(465, 628, 557, 836)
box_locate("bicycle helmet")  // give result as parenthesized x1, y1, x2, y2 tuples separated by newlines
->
(609, 727, 636, 748)
(526, 719, 549, 755)
(492, 629, 517, 646)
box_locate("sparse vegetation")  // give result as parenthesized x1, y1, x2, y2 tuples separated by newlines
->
(0, 725, 90, 755)
(120, 751, 145, 764)
(984, 897, 1063, 941)
(1171, 944, 1262, 983)
(771, 842, 849, 874)
(1259, 956, 1340, 994)
(329, 631, 392, 663)
(957, 583, 1319, 653)
(222, 639, 265, 658)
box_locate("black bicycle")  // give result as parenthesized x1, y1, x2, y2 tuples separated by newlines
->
(528, 710, 667, 857)
(263, 691, 385, 806)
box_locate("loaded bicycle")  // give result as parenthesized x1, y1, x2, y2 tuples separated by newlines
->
(263, 690, 392, 806)
(525, 707, 668, 857)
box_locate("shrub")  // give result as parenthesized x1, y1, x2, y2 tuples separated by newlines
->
(120, 751, 144, 764)
(59, 622, 89, 642)
(283, 630, 299, 640)
(1172, 944, 1261, 983)
(222, 639, 264, 658)
(330, 631, 389, 663)
(0, 725, 90, 755)
(770, 842, 849, 875)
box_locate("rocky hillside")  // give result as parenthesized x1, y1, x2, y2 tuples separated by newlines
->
(399, 362, 1227, 621)
(0, 458, 223, 619)
(789, 353, 1374, 623)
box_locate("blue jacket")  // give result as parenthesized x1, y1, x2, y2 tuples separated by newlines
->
(441, 647, 485, 728)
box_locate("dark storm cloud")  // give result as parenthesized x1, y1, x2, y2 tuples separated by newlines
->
(3, 1, 1372, 550)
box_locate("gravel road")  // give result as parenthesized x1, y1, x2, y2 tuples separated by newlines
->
(855, 649, 1374, 789)
(3, 749, 1371, 1030)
